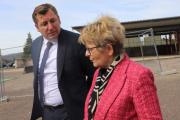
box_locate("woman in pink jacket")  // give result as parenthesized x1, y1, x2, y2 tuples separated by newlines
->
(79, 15, 163, 120)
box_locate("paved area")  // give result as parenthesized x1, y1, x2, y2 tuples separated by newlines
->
(156, 72, 180, 120)
(0, 56, 180, 120)
(137, 56, 180, 120)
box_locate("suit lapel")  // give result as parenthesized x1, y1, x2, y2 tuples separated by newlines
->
(57, 30, 66, 81)
(34, 37, 43, 77)
(94, 55, 130, 120)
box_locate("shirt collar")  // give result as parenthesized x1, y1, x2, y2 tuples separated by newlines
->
(43, 37, 58, 45)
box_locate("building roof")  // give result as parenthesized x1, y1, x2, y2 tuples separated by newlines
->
(72, 16, 180, 37)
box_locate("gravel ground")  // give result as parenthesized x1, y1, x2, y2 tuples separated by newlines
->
(0, 56, 180, 120)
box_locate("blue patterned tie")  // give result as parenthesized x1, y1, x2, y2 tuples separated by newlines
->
(39, 42, 53, 105)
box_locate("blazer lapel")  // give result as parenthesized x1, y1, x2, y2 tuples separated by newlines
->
(94, 55, 130, 120)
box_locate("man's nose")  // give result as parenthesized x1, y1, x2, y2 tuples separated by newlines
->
(47, 22, 54, 30)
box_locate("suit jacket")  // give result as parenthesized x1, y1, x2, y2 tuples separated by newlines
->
(84, 54, 163, 120)
(30, 29, 94, 120)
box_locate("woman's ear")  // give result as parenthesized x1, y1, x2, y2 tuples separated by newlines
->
(106, 44, 114, 56)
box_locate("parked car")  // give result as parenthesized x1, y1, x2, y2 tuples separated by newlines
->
(0, 63, 7, 68)
(6, 62, 14, 68)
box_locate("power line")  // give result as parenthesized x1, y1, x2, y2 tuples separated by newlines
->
(1, 44, 31, 51)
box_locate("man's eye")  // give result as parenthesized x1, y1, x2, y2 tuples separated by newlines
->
(50, 19, 56, 23)
(41, 22, 48, 27)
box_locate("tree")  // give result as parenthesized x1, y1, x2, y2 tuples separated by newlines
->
(23, 32, 32, 59)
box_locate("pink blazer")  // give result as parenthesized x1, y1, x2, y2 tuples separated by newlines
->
(84, 54, 163, 120)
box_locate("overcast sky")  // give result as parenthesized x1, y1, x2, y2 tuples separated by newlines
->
(0, 0, 180, 55)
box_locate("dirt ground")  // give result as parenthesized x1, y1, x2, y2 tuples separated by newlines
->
(0, 68, 33, 120)
(0, 56, 180, 120)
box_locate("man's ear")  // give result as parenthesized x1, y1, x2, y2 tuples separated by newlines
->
(35, 24, 40, 32)
(58, 16, 61, 24)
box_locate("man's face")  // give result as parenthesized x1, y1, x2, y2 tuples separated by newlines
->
(35, 9, 61, 40)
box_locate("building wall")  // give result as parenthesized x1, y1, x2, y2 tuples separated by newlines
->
(14, 59, 24, 68)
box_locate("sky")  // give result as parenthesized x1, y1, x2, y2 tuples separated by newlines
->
(0, 0, 180, 55)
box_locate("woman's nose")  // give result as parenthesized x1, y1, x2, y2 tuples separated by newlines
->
(85, 50, 90, 57)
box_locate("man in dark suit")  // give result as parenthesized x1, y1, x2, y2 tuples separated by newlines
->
(30, 3, 94, 120)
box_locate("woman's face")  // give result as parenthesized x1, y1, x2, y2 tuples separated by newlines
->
(85, 43, 114, 68)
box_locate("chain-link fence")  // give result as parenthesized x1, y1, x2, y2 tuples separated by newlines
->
(0, 49, 8, 102)
(125, 28, 163, 74)
(0, 56, 5, 102)
(0, 44, 31, 102)
(125, 28, 177, 75)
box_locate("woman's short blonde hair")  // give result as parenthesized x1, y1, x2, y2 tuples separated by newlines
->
(79, 15, 125, 56)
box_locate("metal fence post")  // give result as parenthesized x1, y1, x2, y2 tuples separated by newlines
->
(0, 48, 8, 102)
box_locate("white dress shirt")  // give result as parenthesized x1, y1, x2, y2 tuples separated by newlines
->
(39, 38, 63, 106)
